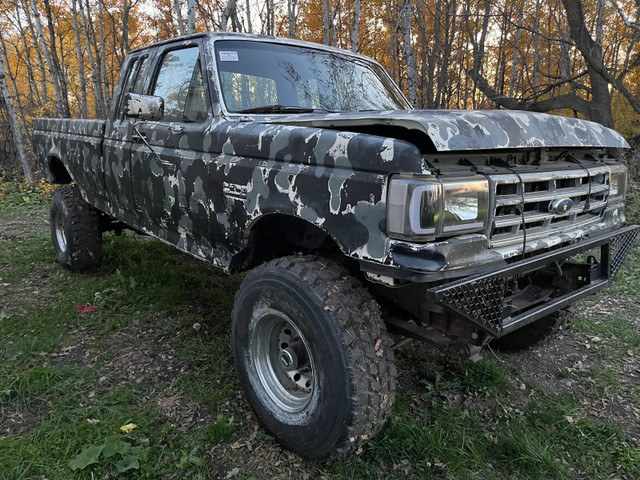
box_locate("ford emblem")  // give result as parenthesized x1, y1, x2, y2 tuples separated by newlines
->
(548, 198, 574, 215)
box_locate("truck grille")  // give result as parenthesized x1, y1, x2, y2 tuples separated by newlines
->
(489, 166, 610, 246)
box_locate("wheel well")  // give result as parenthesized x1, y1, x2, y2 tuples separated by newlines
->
(49, 157, 72, 183)
(231, 215, 346, 272)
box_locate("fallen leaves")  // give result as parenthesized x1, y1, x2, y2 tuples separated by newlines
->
(74, 304, 97, 314)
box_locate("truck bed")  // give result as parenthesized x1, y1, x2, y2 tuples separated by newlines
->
(33, 118, 106, 137)
(33, 118, 108, 204)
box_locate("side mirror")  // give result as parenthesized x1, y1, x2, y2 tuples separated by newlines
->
(125, 93, 164, 120)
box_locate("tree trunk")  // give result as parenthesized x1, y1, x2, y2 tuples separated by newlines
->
(322, 0, 332, 45)
(425, 0, 442, 108)
(436, 0, 456, 108)
(268, 0, 275, 36)
(72, 0, 89, 118)
(187, 0, 196, 34)
(288, 0, 298, 38)
(245, 0, 252, 33)
(532, 0, 541, 91)
(79, 0, 107, 117)
(122, 0, 134, 55)
(0, 31, 31, 140)
(21, 0, 48, 106)
(401, 0, 418, 107)
(174, 0, 186, 35)
(14, 6, 42, 107)
(508, 2, 524, 97)
(97, 1, 111, 107)
(30, 0, 67, 117)
(220, 0, 238, 32)
(0, 45, 34, 183)
(42, 0, 70, 116)
(351, 0, 361, 52)
(562, 0, 615, 127)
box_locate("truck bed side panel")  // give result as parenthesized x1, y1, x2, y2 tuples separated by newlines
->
(33, 118, 108, 207)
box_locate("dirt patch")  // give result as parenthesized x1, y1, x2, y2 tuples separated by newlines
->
(0, 209, 50, 241)
(0, 266, 60, 316)
(498, 317, 640, 443)
(0, 400, 48, 438)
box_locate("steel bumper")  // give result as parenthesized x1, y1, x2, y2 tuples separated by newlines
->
(427, 225, 639, 337)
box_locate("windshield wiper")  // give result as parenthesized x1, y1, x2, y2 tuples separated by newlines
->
(237, 104, 317, 114)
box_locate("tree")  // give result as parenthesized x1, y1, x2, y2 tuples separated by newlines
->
(0, 43, 33, 183)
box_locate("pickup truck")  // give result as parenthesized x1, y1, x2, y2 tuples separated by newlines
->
(33, 32, 638, 460)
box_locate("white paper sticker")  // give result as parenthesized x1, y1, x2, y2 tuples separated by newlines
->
(219, 51, 239, 62)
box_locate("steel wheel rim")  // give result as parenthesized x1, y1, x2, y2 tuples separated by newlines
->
(252, 312, 315, 413)
(54, 210, 67, 253)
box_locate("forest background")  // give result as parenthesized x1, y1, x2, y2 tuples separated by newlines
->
(2, 0, 640, 181)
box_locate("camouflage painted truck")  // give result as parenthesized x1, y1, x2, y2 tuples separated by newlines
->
(33, 32, 639, 460)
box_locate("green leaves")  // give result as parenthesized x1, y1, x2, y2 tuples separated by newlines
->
(69, 434, 145, 474)
(68, 444, 105, 470)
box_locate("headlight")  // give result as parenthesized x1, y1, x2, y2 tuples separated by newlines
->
(387, 175, 489, 242)
(608, 164, 627, 204)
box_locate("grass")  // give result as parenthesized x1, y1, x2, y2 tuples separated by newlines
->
(1, 189, 640, 479)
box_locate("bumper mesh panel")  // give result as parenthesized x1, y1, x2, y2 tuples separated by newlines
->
(431, 227, 638, 336)
(610, 228, 638, 277)
(440, 276, 506, 332)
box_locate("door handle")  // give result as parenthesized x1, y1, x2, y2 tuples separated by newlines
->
(169, 125, 184, 134)
(132, 132, 146, 141)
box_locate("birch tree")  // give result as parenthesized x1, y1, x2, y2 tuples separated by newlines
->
(187, 0, 196, 34)
(401, 0, 418, 106)
(30, 0, 67, 117)
(71, 0, 88, 118)
(174, 0, 186, 35)
(288, 0, 298, 38)
(0, 43, 33, 183)
(351, 0, 360, 51)
(79, 0, 107, 117)
(220, 0, 238, 32)
(42, 0, 70, 116)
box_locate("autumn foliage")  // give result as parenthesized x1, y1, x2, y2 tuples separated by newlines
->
(2, 0, 640, 179)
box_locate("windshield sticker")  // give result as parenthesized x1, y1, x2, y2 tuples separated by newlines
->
(219, 51, 239, 62)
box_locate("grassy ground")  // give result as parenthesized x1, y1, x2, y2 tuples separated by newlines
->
(1, 184, 639, 479)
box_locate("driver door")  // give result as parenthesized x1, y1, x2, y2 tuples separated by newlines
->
(130, 41, 211, 247)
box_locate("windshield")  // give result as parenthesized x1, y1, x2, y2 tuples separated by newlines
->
(213, 39, 410, 113)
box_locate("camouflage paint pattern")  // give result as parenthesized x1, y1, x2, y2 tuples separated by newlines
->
(273, 109, 629, 152)
(32, 32, 631, 281)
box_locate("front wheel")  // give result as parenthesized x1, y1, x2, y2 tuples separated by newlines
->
(232, 256, 396, 460)
(50, 185, 102, 272)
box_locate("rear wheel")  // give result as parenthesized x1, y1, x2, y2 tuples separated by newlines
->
(50, 185, 102, 272)
(232, 256, 396, 460)
(490, 310, 572, 351)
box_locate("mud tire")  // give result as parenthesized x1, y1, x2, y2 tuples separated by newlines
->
(232, 256, 396, 460)
(50, 185, 102, 272)
(491, 309, 572, 351)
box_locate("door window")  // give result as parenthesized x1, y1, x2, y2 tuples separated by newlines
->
(152, 47, 207, 122)
(118, 55, 148, 117)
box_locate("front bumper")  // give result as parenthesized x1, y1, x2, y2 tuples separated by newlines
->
(427, 225, 639, 337)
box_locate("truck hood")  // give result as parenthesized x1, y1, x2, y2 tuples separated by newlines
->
(263, 109, 629, 152)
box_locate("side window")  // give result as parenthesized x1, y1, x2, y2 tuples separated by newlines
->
(118, 55, 148, 117)
(132, 56, 149, 93)
(152, 47, 207, 123)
